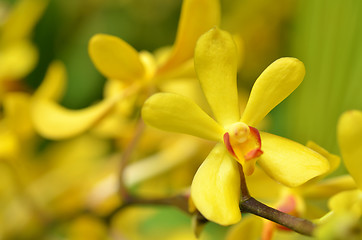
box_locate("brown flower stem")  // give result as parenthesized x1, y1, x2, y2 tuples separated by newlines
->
(238, 164, 315, 236)
(118, 119, 145, 199)
(238, 164, 250, 201)
(239, 197, 315, 236)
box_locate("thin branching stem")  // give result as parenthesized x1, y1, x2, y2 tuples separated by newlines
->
(239, 197, 315, 236)
(238, 163, 315, 236)
(118, 119, 145, 199)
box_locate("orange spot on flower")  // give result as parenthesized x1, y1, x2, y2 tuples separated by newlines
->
(262, 221, 275, 240)
(275, 195, 299, 231)
(261, 194, 300, 239)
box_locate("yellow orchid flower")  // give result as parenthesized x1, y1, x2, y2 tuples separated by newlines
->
(338, 110, 362, 192)
(0, 61, 66, 162)
(330, 110, 362, 218)
(142, 27, 330, 225)
(31, 0, 220, 140)
(314, 110, 362, 239)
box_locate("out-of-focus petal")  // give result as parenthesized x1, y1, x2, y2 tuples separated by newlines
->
(258, 132, 329, 187)
(27, 135, 110, 208)
(3, 92, 33, 139)
(142, 93, 224, 141)
(338, 110, 362, 190)
(68, 216, 108, 240)
(0, 41, 37, 80)
(0, 129, 18, 159)
(33, 61, 66, 101)
(158, 0, 220, 72)
(303, 175, 357, 199)
(123, 136, 200, 186)
(158, 78, 208, 109)
(194, 28, 239, 126)
(315, 211, 361, 240)
(31, 96, 120, 140)
(306, 141, 340, 176)
(88, 34, 145, 81)
(241, 58, 305, 126)
(191, 144, 241, 225)
(225, 215, 262, 240)
(0, 0, 48, 43)
(328, 189, 362, 216)
(245, 166, 282, 201)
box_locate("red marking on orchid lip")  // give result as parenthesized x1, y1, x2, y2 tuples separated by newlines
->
(249, 126, 262, 147)
(243, 126, 263, 161)
(245, 148, 263, 161)
(223, 132, 237, 158)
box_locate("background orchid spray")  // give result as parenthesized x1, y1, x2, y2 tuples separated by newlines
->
(314, 110, 362, 239)
(28, 0, 222, 214)
(30, 0, 221, 140)
(142, 27, 329, 229)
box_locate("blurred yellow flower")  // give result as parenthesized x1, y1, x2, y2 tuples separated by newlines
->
(0, 61, 65, 161)
(31, 0, 220, 140)
(315, 110, 362, 239)
(142, 27, 330, 225)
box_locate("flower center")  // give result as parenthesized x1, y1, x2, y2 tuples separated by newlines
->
(223, 122, 263, 175)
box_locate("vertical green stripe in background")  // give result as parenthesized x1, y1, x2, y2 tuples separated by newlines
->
(277, 0, 362, 163)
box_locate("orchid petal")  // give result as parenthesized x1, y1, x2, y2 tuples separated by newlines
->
(0, 129, 18, 159)
(0, 41, 37, 80)
(245, 166, 283, 201)
(225, 215, 262, 240)
(195, 28, 240, 126)
(123, 137, 200, 186)
(241, 58, 305, 126)
(191, 144, 241, 225)
(329, 189, 362, 215)
(258, 132, 329, 187)
(31, 96, 120, 140)
(338, 110, 362, 190)
(142, 93, 224, 141)
(303, 175, 357, 199)
(33, 61, 66, 101)
(159, 0, 220, 72)
(3, 93, 33, 138)
(88, 34, 145, 81)
(306, 141, 340, 176)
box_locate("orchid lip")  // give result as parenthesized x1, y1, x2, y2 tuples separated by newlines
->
(223, 125, 263, 161)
